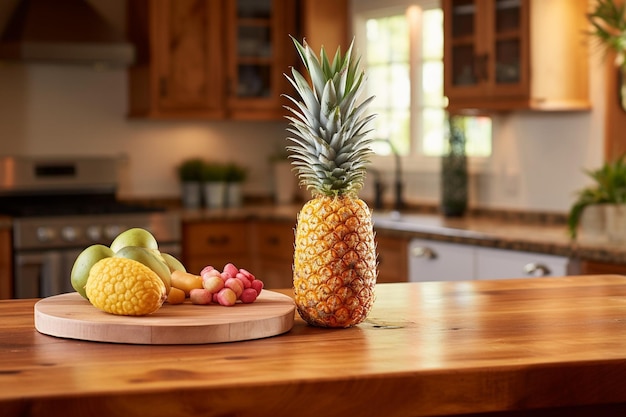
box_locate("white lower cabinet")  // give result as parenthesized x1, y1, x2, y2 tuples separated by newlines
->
(409, 239, 475, 282)
(409, 238, 569, 282)
(475, 247, 569, 280)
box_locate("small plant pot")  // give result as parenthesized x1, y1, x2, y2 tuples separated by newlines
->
(204, 182, 226, 209)
(226, 182, 243, 207)
(578, 204, 606, 241)
(605, 204, 626, 243)
(181, 182, 202, 209)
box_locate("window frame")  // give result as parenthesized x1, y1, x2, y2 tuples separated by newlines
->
(351, 0, 490, 174)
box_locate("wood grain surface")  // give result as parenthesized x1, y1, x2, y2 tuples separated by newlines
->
(34, 291, 295, 344)
(3, 276, 626, 417)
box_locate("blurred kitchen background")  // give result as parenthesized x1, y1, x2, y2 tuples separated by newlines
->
(0, 0, 608, 213)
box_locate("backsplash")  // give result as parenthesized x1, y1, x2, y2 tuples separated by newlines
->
(0, 43, 607, 214)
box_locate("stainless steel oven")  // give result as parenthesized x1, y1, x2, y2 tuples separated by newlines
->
(0, 156, 181, 299)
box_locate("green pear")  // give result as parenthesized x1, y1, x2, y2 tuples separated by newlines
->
(71, 244, 114, 299)
(161, 252, 187, 273)
(114, 246, 171, 293)
(110, 227, 159, 253)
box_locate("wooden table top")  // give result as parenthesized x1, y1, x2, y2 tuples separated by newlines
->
(2, 276, 626, 417)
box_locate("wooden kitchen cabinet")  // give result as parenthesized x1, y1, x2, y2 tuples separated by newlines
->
(182, 220, 253, 275)
(443, 0, 589, 112)
(252, 220, 294, 289)
(578, 260, 626, 276)
(376, 234, 409, 283)
(0, 228, 11, 300)
(127, 0, 296, 120)
(127, 0, 224, 119)
(298, 0, 349, 55)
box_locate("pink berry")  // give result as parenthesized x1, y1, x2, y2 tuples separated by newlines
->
(189, 288, 213, 305)
(199, 265, 215, 276)
(251, 279, 263, 294)
(202, 275, 225, 293)
(216, 288, 237, 306)
(223, 263, 239, 278)
(202, 267, 221, 277)
(238, 268, 255, 280)
(240, 288, 258, 304)
(224, 277, 244, 297)
(235, 274, 252, 289)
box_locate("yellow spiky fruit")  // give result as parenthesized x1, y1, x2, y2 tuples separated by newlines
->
(86, 257, 166, 316)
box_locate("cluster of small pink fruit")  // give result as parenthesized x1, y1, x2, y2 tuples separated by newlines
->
(190, 263, 264, 306)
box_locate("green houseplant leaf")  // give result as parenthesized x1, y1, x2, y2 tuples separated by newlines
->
(567, 154, 626, 239)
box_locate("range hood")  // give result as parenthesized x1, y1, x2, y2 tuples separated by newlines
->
(0, 0, 135, 67)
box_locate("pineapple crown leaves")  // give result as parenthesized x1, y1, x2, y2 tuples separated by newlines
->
(282, 37, 376, 197)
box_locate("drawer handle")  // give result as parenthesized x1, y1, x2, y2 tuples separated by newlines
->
(207, 235, 230, 245)
(266, 236, 280, 246)
(523, 263, 551, 277)
(411, 246, 437, 260)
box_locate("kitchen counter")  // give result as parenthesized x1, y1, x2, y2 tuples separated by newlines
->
(179, 204, 626, 264)
(3, 276, 626, 417)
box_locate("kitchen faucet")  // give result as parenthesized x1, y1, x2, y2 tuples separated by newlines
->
(372, 138, 405, 211)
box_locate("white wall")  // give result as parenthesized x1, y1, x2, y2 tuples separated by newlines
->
(0, 0, 606, 213)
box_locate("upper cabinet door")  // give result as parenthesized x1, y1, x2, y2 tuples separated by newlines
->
(444, 0, 590, 112)
(444, 0, 485, 99)
(127, 0, 225, 119)
(488, 0, 528, 98)
(224, 0, 296, 120)
(153, 0, 225, 117)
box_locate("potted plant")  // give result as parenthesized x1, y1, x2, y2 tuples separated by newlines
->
(568, 155, 626, 241)
(224, 163, 247, 207)
(177, 158, 205, 209)
(588, 0, 626, 110)
(202, 162, 228, 209)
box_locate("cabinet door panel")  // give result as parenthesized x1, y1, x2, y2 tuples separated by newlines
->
(444, 0, 485, 98)
(259, 260, 292, 289)
(376, 235, 408, 283)
(409, 239, 474, 282)
(0, 229, 12, 299)
(225, 0, 296, 118)
(256, 222, 294, 261)
(182, 221, 251, 274)
(153, 0, 223, 114)
(476, 247, 568, 280)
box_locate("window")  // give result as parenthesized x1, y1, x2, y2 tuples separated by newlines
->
(354, 2, 491, 164)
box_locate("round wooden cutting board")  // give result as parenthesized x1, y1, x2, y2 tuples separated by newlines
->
(35, 291, 296, 345)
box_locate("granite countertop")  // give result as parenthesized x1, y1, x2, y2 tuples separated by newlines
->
(179, 204, 626, 264)
(2, 204, 624, 264)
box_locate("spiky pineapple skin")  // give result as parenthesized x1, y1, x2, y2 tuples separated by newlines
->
(293, 195, 377, 328)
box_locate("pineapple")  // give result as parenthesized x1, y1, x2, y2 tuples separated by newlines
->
(283, 38, 377, 328)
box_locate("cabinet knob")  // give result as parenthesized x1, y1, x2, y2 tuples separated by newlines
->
(411, 246, 437, 260)
(207, 235, 229, 245)
(523, 263, 551, 277)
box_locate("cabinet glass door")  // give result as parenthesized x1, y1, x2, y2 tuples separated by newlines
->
(489, 0, 529, 99)
(493, 0, 522, 85)
(444, 0, 489, 101)
(233, 0, 272, 98)
(449, 0, 480, 88)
